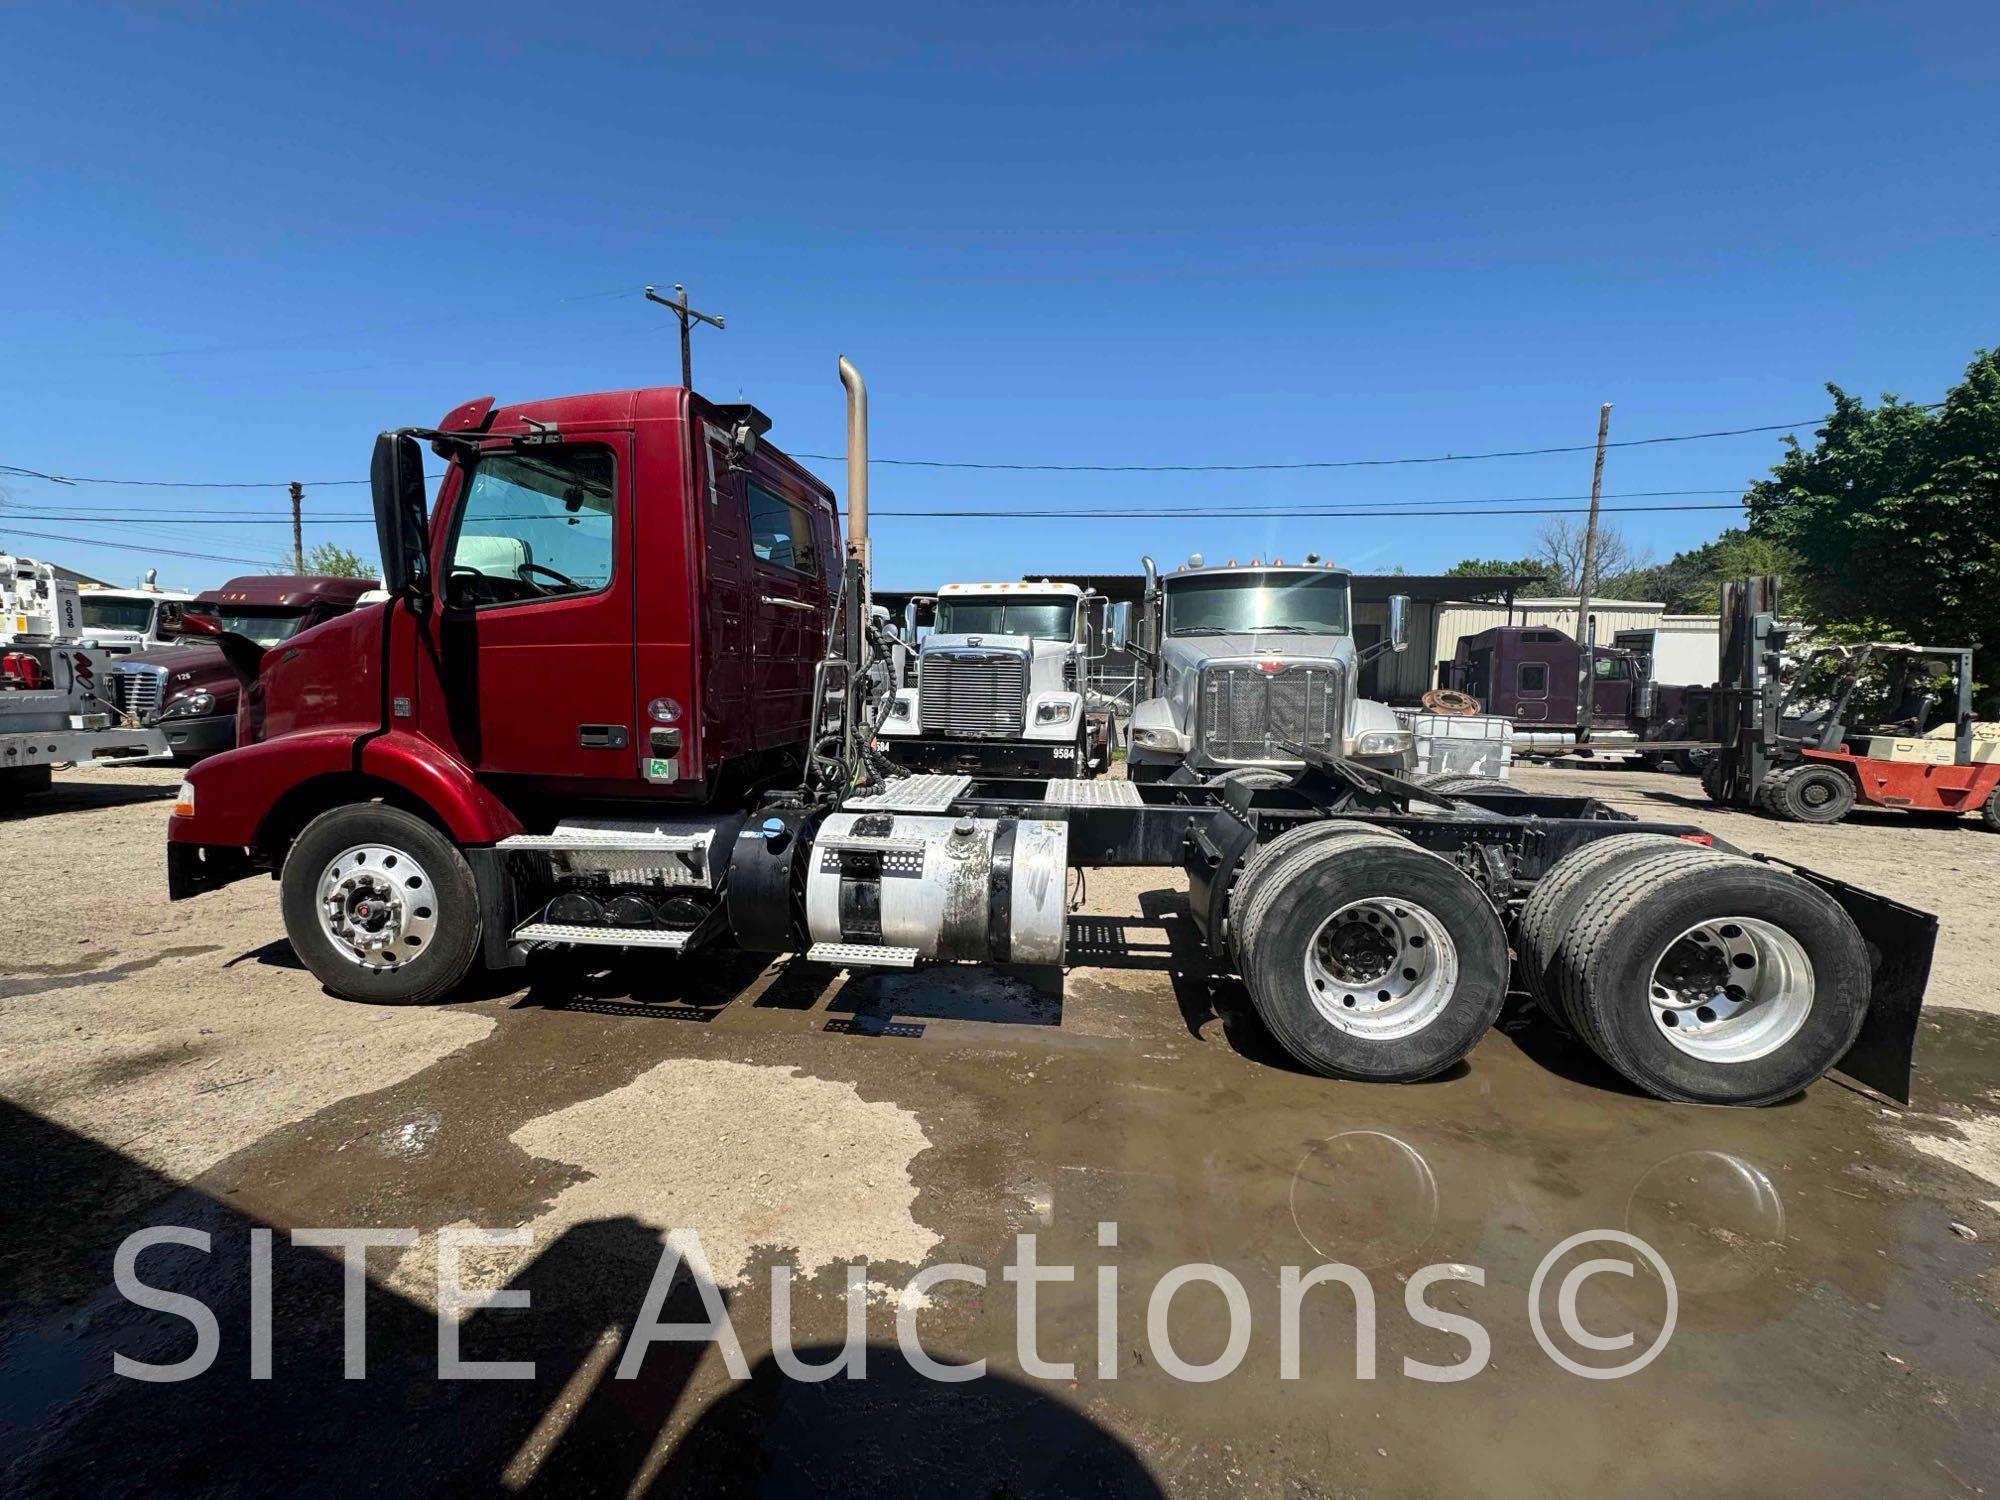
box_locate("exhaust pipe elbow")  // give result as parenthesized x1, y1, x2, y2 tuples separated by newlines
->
(838, 356, 868, 577)
(1141, 555, 1158, 595)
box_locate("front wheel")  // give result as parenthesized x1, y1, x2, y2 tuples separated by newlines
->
(1235, 834, 1509, 1081)
(1763, 764, 1855, 824)
(280, 803, 482, 1004)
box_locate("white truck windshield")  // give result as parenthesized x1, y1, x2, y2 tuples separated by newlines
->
(81, 597, 155, 632)
(934, 597, 1075, 641)
(1166, 572, 1351, 635)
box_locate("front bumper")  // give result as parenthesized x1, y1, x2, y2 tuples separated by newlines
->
(877, 735, 1082, 777)
(156, 713, 236, 761)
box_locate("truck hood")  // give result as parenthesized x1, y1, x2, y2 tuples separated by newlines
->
(114, 642, 237, 698)
(921, 633, 1037, 658)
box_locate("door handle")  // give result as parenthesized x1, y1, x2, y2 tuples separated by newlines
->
(578, 724, 629, 749)
(761, 595, 817, 613)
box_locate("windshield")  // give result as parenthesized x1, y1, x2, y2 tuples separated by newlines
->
(1165, 572, 1351, 636)
(81, 597, 155, 632)
(933, 597, 1076, 641)
(186, 606, 310, 648)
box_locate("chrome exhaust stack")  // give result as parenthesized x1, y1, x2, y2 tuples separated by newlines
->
(839, 356, 869, 582)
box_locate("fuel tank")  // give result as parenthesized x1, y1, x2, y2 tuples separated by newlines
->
(804, 811, 1069, 965)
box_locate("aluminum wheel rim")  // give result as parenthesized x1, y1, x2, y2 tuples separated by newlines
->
(317, 843, 438, 970)
(1649, 916, 1814, 1064)
(1304, 898, 1460, 1040)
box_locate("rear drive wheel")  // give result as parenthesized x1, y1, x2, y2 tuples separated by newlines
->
(1228, 820, 1407, 964)
(1763, 764, 1855, 824)
(1237, 834, 1509, 1081)
(281, 803, 482, 1004)
(1551, 852, 1869, 1105)
(1409, 772, 1497, 795)
(1514, 833, 1737, 1026)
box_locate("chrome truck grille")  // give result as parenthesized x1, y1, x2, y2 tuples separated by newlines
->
(919, 651, 1027, 737)
(110, 663, 167, 717)
(1198, 662, 1345, 764)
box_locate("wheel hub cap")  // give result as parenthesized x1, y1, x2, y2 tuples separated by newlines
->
(1304, 899, 1460, 1041)
(318, 844, 438, 970)
(1649, 917, 1815, 1064)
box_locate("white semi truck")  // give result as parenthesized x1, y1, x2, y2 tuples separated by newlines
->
(76, 576, 197, 654)
(2, 642, 170, 805)
(876, 580, 1113, 777)
(1125, 556, 1415, 786)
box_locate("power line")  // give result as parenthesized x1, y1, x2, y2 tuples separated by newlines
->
(0, 525, 276, 567)
(1, 404, 1903, 491)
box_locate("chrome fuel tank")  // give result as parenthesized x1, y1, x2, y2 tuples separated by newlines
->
(805, 812, 1069, 965)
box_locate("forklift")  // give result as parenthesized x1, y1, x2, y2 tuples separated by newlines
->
(1695, 577, 2000, 828)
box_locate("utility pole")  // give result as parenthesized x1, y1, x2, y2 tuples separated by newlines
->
(644, 283, 726, 390)
(289, 481, 305, 573)
(1572, 403, 1612, 738)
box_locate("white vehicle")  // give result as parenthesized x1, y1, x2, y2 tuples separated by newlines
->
(2, 552, 80, 644)
(2, 643, 170, 805)
(1125, 555, 1414, 786)
(876, 580, 1111, 777)
(76, 577, 198, 654)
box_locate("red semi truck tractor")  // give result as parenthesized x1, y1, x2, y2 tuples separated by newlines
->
(164, 360, 1937, 1108)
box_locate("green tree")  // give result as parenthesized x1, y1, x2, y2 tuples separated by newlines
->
(297, 541, 376, 580)
(1745, 349, 2000, 666)
(1443, 557, 1558, 596)
(1644, 528, 1802, 614)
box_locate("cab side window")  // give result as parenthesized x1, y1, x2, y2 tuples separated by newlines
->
(446, 446, 617, 608)
(746, 483, 819, 579)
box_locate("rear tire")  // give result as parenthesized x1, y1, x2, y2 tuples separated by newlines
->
(1227, 820, 1407, 964)
(1982, 784, 2000, 832)
(1514, 833, 1737, 1026)
(281, 803, 482, 1005)
(1236, 834, 1509, 1081)
(1410, 772, 1497, 795)
(1763, 764, 1855, 824)
(1551, 852, 1870, 1105)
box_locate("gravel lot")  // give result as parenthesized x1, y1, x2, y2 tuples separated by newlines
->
(3, 759, 1996, 1495)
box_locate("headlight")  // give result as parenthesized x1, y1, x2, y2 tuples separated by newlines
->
(1131, 727, 1163, 747)
(1349, 729, 1412, 757)
(889, 696, 912, 720)
(1036, 701, 1075, 725)
(158, 691, 216, 720)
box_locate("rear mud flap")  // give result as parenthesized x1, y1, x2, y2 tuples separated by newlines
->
(1758, 855, 1935, 1104)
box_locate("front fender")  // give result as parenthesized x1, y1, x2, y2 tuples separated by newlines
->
(1023, 691, 1085, 741)
(1127, 696, 1189, 757)
(358, 731, 524, 845)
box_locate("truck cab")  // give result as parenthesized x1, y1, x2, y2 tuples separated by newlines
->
(76, 584, 197, 654)
(876, 580, 1108, 776)
(109, 575, 382, 762)
(1440, 626, 1638, 728)
(1125, 558, 1412, 784)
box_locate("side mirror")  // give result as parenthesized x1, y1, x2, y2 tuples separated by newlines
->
(370, 431, 432, 607)
(1108, 601, 1131, 652)
(1387, 594, 1411, 654)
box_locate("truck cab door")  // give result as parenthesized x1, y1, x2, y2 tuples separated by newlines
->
(739, 473, 831, 750)
(421, 438, 639, 791)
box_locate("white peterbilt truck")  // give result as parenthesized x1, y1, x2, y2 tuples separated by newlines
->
(1125, 556, 1415, 785)
(876, 580, 1112, 777)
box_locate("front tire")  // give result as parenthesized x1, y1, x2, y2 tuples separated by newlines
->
(1236, 834, 1509, 1081)
(1763, 764, 1856, 824)
(281, 803, 482, 1005)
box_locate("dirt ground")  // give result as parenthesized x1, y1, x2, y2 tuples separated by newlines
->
(3, 760, 1997, 1496)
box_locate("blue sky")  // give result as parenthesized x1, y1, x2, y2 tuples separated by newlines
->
(2, 1, 1993, 592)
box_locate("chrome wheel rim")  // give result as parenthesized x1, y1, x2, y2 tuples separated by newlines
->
(317, 843, 438, 970)
(1649, 916, 1814, 1063)
(1304, 898, 1459, 1039)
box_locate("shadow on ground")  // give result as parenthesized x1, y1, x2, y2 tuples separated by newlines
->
(0, 1098, 1161, 1497)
